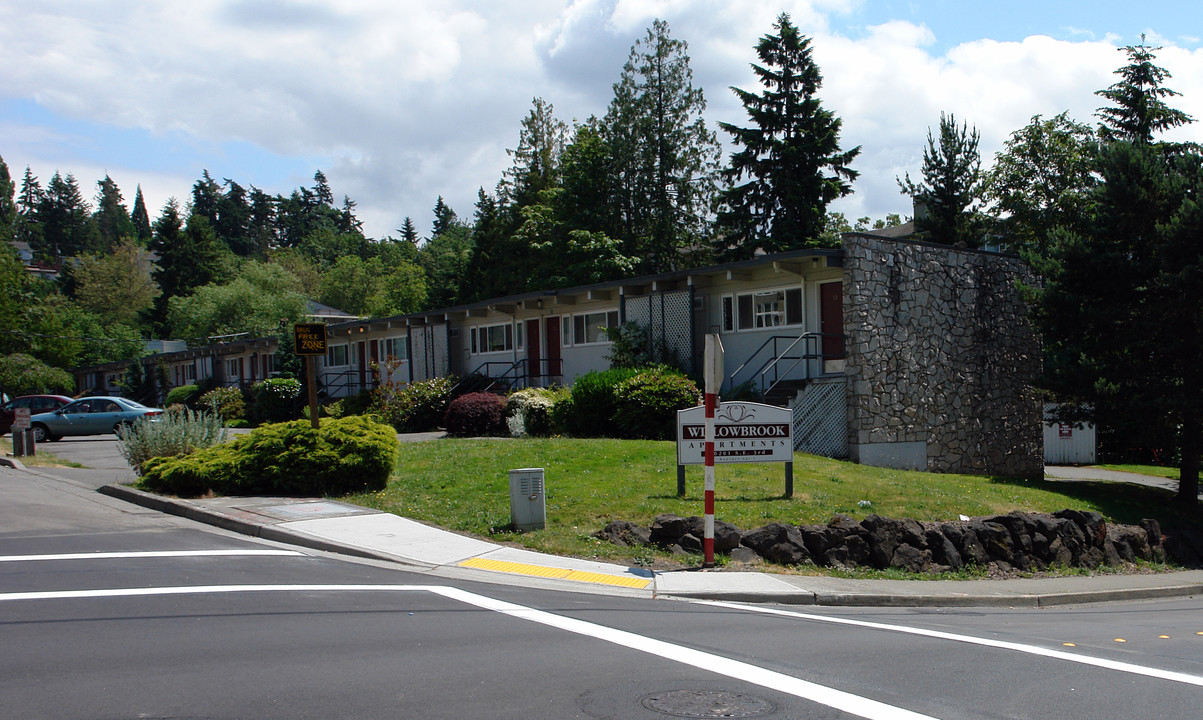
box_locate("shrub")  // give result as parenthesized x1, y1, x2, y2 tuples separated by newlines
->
(140, 415, 399, 497)
(445, 392, 508, 437)
(165, 384, 201, 408)
(563, 367, 642, 437)
(505, 387, 568, 437)
(371, 376, 454, 432)
(251, 377, 303, 424)
(198, 386, 246, 421)
(118, 408, 228, 475)
(612, 367, 701, 440)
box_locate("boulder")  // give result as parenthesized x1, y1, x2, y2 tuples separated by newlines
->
(741, 523, 811, 566)
(592, 520, 651, 547)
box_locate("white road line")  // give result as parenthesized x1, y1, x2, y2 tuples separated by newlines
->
(0, 583, 938, 720)
(695, 599, 1203, 689)
(0, 550, 305, 563)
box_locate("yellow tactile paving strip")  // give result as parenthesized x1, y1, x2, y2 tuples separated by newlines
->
(458, 557, 652, 589)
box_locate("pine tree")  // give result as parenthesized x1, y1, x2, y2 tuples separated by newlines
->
(39, 171, 100, 259)
(14, 167, 45, 251)
(1096, 36, 1195, 145)
(501, 98, 569, 209)
(0, 155, 15, 242)
(131, 185, 152, 243)
(603, 19, 720, 272)
(898, 113, 986, 246)
(431, 196, 458, 237)
(93, 175, 134, 250)
(398, 216, 419, 245)
(718, 13, 860, 256)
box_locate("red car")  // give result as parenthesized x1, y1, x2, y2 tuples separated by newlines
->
(0, 395, 73, 436)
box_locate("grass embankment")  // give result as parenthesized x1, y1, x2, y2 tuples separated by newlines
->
(346, 437, 1202, 569)
(0, 438, 83, 468)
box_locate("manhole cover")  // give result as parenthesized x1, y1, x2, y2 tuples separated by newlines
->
(640, 690, 775, 718)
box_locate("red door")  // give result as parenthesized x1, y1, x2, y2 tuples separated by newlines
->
(526, 319, 542, 383)
(820, 282, 844, 362)
(545, 317, 562, 378)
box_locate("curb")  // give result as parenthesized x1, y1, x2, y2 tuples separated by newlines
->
(98, 484, 412, 566)
(96, 483, 1203, 609)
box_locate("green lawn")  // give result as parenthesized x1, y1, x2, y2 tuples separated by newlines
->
(1092, 464, 1180, 480)
(345, 437, 1202, 569)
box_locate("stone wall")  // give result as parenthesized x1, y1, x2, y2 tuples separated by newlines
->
(842, 234, 1043, 479)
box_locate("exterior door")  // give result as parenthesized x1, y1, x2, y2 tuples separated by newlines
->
(526, 319, 541, 384)
(819, 281, 845, 373)
(545, 317, 562, 379)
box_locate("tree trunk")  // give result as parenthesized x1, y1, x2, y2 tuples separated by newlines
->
(1178, 409, 1200, 505)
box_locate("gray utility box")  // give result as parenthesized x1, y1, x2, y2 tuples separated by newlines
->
(508, 468, 546, 531)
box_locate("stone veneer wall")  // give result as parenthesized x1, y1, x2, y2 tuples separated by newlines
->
(842, 234, 1043, 479)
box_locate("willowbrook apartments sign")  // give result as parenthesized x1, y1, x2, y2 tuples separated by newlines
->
(676, 401, 794, 465)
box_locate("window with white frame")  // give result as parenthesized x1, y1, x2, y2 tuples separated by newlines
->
(470, 323, 514, 354)
(226, 358, 241, 377)
(383, 336, 408, 361)
(563, 310, 619, 346)
(183, 364, 196, 382)
(723, 287, 803, 332)
(327, 344, 349, 367)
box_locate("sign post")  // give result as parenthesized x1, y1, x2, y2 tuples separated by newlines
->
(293, 323, 327, 429)
(701, 334, 723, 568)
(12, 408, 32, 457)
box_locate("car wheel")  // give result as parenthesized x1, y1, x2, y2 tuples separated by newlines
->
(31, 424, 56, 443)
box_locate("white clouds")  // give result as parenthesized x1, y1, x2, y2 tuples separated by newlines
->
(1, 1, 1202, 240)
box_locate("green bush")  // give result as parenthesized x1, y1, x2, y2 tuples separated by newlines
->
(505, 387, 568, 437)
(118, 408, 228, 475)
(140, 415, 399, 497)
(198, 386, 246, 421)
(371, 376, 454, 432)
(444, 392, 508, 437)
(251, 377, 303, 424)
(165, 384, 201, 408)
(612, 367, 701, 440)
(562, 367, 642, 437)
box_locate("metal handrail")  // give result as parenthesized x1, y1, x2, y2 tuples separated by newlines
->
(452, 358, 564, 395)
(727, 332, 843, 399)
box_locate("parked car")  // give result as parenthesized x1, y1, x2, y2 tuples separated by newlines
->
(29, 396, 164, 442)
(0, 394, 73, 435)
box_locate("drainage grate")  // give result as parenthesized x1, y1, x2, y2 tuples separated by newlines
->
(640, 690, 775, 718)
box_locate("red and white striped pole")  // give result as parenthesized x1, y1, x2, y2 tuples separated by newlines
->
(702, 334, 723, 568)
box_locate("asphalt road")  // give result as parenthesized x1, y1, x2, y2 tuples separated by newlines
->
(5, 442, 1203, 719)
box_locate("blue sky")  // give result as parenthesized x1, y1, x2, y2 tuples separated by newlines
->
(2, 1, 1200, 240)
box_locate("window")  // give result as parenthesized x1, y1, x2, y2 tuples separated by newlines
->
(183, 364, 196, 382)
(383, 336, 408, 360)
(563, 310, 619, 346)
(726, 288, 803, 331)
(226, 358, 241, 377)
(471, 323, 514, 354)
(327, 344, 349, 366)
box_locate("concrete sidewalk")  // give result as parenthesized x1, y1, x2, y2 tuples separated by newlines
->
(96, 482, 1203, 608)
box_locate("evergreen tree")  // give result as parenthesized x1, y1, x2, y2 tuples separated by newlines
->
(603, 19, 720, 272)
(13, 167, 45, 251)
(1096, 36, 1195, 145)
(131, 185, 152, 243)
(247, 185, 277, 257)
(38, 171, 100, 259)
(149, 200, 226, 335)
(93, 175, 134, 250)
(501, 98, 569, 209)
(898, 113, 986, 246)
(431, 196, 458, 238)
(1033, 142, 1203, 504)
(718, 13, 860, 256)
(398, 216, 420, 245)
(0, 155, 15, 242)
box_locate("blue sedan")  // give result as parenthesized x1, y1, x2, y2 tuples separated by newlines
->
(29, 396, 164, 442)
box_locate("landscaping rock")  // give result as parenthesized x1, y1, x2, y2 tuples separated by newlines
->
(741, 523, 811, 566)
(592, 520, 650, 547)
